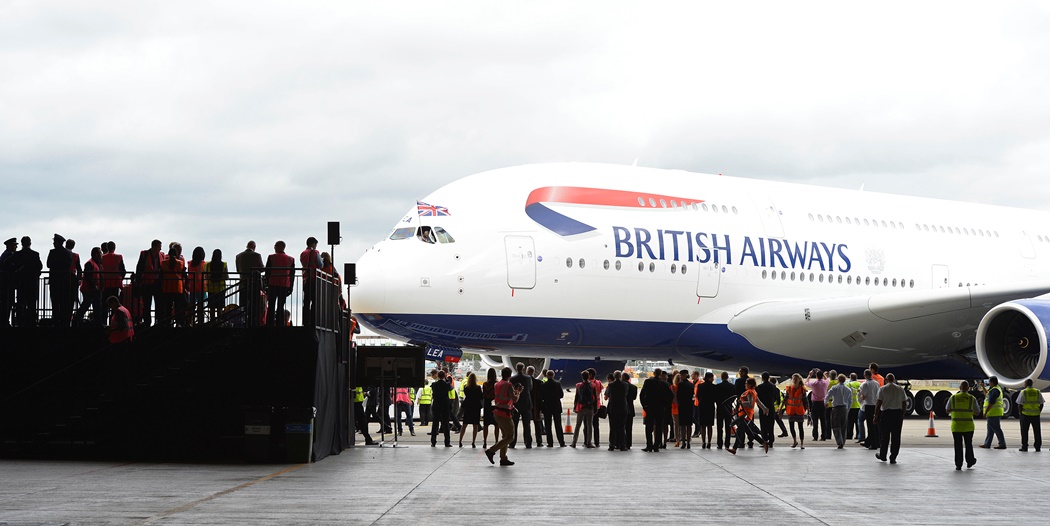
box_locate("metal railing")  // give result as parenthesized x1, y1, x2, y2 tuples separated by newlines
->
(1, 268, 346, 332)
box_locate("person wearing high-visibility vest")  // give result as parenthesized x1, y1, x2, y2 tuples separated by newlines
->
(353, 387, 375, 445)
(416, 381, 433, 426)
(846, 373, 862, 441)
(947, 380, 979, 470)
(782, 373, 807, 449)
(1015, 378, 1043, 452)
(980, 376, 1008, 449)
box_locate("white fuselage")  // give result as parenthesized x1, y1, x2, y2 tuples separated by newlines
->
(352, 163, 1050, 377)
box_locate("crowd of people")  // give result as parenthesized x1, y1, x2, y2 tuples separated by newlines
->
(0, 234, 345, 332)
(353, 361, 1045, 469)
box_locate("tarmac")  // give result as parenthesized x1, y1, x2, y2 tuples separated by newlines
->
(1, 415, 1047, 525)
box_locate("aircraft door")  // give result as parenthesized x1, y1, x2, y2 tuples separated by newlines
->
(751, 196, 784, 239)
(505, 235, 536, 289)
(931, 264, 949, 289)
(697, 261, 721, 298)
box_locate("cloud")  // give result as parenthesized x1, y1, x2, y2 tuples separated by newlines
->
(3, 1, 1050, 266)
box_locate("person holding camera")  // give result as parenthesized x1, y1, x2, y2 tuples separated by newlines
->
(805, 369, 830, 441)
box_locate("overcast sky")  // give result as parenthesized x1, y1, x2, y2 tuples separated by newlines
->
(3, 1, 1050, 269)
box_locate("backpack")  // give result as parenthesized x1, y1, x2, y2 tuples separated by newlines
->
(576, 381, 595, 410)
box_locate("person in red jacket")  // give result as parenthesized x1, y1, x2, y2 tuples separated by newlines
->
(107, 296, 134, 344)
(299, 237, 322, 327)
(266, 241, 296, 327)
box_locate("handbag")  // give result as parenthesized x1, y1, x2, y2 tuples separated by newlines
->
(596, 405, 608, 419)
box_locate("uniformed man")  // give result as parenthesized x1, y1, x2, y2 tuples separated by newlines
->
(1016, 378, 1043, 452)
(947, 380, 978, 470)
(13, 236, 42, 327)
(47, 234, 74, 327)
(0, 237, 17, 327)
(980, 376, 1008, 450)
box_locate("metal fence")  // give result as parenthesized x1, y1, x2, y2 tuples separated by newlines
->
(1, 267, 346, 331)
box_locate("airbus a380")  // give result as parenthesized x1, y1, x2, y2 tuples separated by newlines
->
(352, 162, 1050, 412)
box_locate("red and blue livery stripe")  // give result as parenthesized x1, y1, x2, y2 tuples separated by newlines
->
(524, 186, 704, 236)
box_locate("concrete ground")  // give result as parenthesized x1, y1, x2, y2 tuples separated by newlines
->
(1, 416, 1047, 525)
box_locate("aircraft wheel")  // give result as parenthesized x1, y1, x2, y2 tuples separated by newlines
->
(933, 390, 951, 418)
(1001, 390, 1016, 419)
(913, 390, 934, 416)
(903, 389, 915, 416)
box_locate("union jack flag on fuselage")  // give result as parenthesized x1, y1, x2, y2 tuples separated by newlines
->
(416, 200, 451, 216)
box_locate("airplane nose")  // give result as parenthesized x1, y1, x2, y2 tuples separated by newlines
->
(350, 249, 386, 315)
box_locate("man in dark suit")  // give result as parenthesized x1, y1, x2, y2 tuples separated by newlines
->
(13, 236, 42, 327)
(715, 371, 736, 449)
(539, 370, 566, 447)
(624, 372, 638, 450)
(509, 362, 534, 448)
(429, 370, 453, 447)
(755, 372, 781, 449)
(235, 241, 264, 324)
(640, 368, 672, 452)
(46, 234, 75, 327)
(605, 371, 629, 451)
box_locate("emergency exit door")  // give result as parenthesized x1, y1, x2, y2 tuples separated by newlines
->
(697, 262, 721, 298)
(505, 236, 536, 289)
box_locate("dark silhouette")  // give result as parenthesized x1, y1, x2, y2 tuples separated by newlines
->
(47, 234, 74, 327)
(13, 236, 42, 327)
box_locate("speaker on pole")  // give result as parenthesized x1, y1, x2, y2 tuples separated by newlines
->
(344, 263, 356, 285)
(328, 221, 341, 246)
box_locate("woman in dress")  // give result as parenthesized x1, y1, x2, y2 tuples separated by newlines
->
(203, 249, 227, 323)
(675, 370, 694, 449)
(458, 372, 483, 448)
(482, 368, 499, 449)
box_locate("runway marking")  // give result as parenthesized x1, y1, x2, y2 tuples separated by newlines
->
(131, 464, 306, 525)
(370, 449, 462, 525)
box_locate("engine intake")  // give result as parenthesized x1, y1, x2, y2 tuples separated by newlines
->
(976, 300, 1050, 390)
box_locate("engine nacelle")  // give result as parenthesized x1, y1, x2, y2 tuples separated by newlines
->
(976, 300, 1050, 390)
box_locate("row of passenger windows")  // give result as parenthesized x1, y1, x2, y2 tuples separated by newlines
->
(807, 213, 1004, 238)
(563, 257, 989, 289)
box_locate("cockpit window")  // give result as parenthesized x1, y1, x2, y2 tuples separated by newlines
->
(433, 227, 455, 243)
(402, 226, 455, 244)
(389, 227, 415, 240)
(417, 226, 436, 244)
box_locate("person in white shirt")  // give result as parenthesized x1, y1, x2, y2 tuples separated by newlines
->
(873, 373, 907, 464)
(858, 369, 881, 450)
(825, 374, 853, 448)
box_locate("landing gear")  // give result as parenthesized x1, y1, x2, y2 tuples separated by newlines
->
(932, 390, 951, 418)
(913, 390, 934, 416)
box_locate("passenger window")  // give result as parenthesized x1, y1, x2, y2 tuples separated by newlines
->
(681, 264, 687, 275)
(615, 261, 622, 271)
(670, 264, 677, 274)
(389, 227, 415, 241)
(566, 258, 573, 268)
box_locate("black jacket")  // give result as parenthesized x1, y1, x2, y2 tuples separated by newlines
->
(539, 379, 564, 413)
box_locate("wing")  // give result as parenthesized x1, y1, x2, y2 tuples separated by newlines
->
(724, 281, 1050, 367)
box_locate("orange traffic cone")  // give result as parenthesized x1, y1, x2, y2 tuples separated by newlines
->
(564, 408, 573, 434)
(925, 411, 938, 437)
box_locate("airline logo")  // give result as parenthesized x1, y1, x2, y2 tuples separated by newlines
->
(525, 186, 703, 236)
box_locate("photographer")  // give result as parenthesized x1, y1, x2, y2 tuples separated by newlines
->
(805, 368, 830, 441)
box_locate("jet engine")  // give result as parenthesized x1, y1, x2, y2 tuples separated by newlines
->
(976, 300, 1050, 390)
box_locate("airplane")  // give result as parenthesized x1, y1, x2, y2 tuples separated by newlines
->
(351, 162, 1050, 416)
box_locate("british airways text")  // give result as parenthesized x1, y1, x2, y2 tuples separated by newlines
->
(612, 227, 851, 272)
